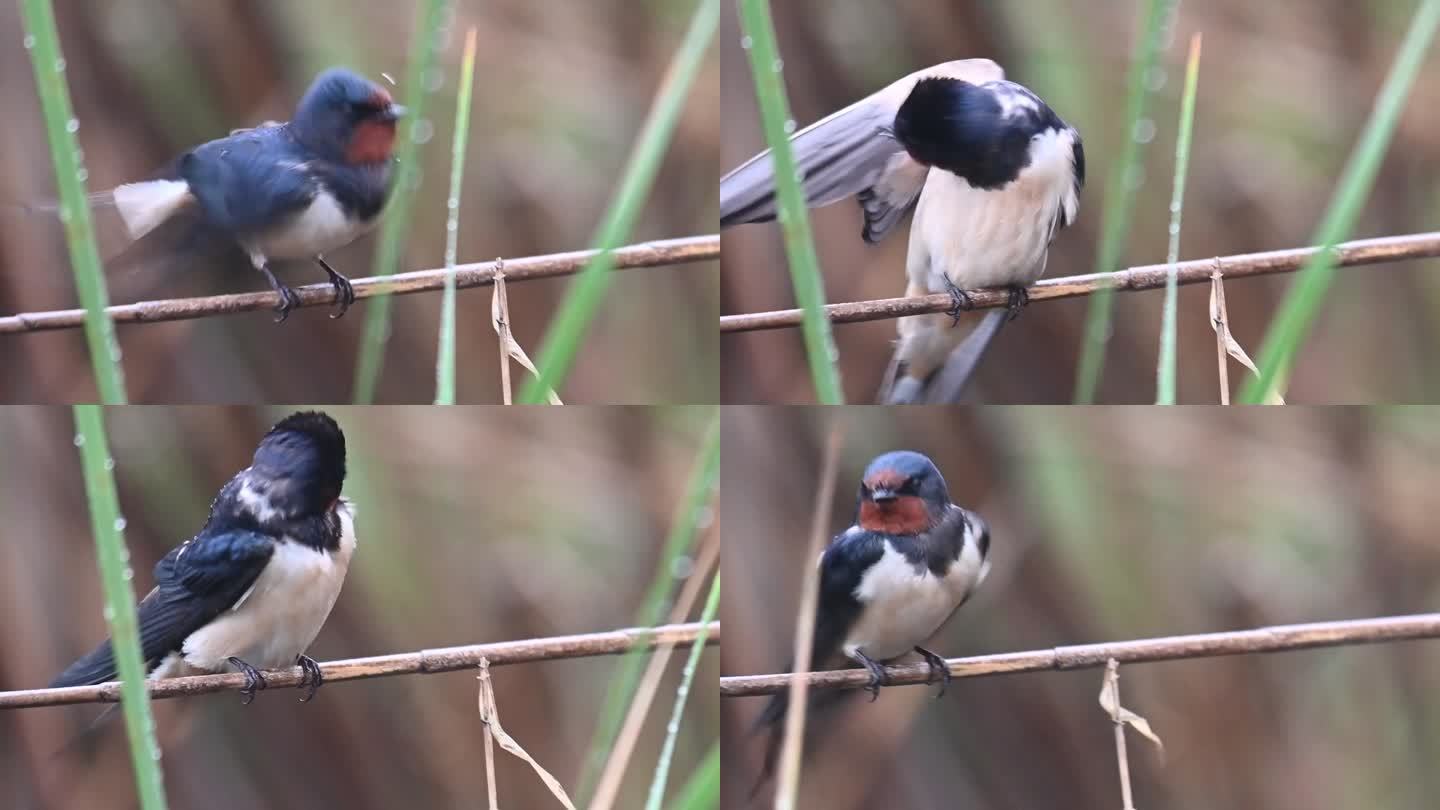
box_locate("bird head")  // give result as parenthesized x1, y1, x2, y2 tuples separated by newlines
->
(892, 76, 1076, 191)
(855, 450, 949, 535)
(247, 411, 348, 519)
(292, 68, 407, 166)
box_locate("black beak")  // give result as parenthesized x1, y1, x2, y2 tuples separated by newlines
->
(870, 488, 898, 503)
(377, 103, 407, 122)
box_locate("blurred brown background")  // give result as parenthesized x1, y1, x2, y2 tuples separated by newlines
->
(721, 406, 1440, 808)
(0, 405, 717, 809)
(720, 0, 1440, 403)
(0, 1, 718, 404)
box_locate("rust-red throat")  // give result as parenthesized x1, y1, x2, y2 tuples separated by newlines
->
(858, 494, 932, 535)
(345, 90, 398, 164)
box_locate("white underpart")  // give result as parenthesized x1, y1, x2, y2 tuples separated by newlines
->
(907, 126, 1079, 294)
(893, 126, 1080, 380)
(245, 185, 371, 263)
(111, 180, 194, 241)
(151, 499, 358, 678)
(842, 529, 987, 662)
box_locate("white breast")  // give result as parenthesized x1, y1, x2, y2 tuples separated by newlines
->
(176, 503, 358, 673)
(909, 127, 1078, 293)
(250, 187, 372, 260)
(842, 536, 987, 662)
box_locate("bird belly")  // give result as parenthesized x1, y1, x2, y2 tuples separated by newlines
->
(843, 539, 985, 662)
(250, 189, 372, 260)
(911, 159, 1066, 293)
(180, 507, 357, 672)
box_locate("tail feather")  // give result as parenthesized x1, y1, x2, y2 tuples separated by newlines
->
(18, 177, 240, 301)
(110, 180, 194, 242)
(748, 680, 852, 802)
(49, 638, 121, 689)
(881, 310, 1008, 404)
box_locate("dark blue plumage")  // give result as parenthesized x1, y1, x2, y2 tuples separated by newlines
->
(291, 69, 404, 166)
(244, 410, 348, 523)
(49, 531, 274, 689)
(50, 411, 355, 705)
(180, 129, 321, 235)
(108, 68, 405, 321)
(893, 77, 1071, 191)
(750, 451, 991, 798)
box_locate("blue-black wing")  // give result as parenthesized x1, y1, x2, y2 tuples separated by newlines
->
(180, 126, 317, 236)
(812, 530, 885, 669)
(49, 529, 275, 687)
(750, 529, 886, 796)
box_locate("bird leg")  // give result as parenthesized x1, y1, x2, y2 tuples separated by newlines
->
(913, 645, 952, 699)
(315, 255, 355, 319)
(296, 654, 324, 703)
(943, 276, 974, 326)
(1004, 285, 1030, 321)
(852, 649, 892, 702)
(227, 657, 268, 705)
(249, 251, 300, 323)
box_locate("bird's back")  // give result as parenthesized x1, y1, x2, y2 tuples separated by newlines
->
(181, 125, 318, 237)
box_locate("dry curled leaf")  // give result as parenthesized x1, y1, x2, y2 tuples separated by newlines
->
(478, 657, 577, 809)
(1099, 659, 1165, 758)
(491, 262, 562, 405)
(1210, 267, 1284, 404)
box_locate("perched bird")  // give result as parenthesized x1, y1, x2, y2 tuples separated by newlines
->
(751, 450, 990, 795)
(51, 411, 356, 704)
(99, 68, 405, 321)
(721, 59, 1084, 402)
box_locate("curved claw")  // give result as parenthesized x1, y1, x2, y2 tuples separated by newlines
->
(1004, 286, 1030, 321)
(296, 654, 324, 703)
(914, 646, 952, 699)
(854, 650, 891, 702)
(328, 278, 354, 320)
(228, 656, 268, 705)
(316, 256, 355, 319)
(272, 286, 301, 323)
(944, 280, 974, 326)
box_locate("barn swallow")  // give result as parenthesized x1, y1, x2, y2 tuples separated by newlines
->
(751, 450, 990, 796)
(50, 411, 356, 704)
(101, 68, 405, 322)
(721, 60, 1084, 403)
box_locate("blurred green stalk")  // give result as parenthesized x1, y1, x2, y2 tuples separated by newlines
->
(644, 573, 720, 810)
(1072, 0, 1177, 403)
(353, 0, 452, 404)
(1241, 0, 1440, 403)
(21, 0, 127, 403)
(576, 412, 719, 803)
(1156, 34, 1202, 405)
(518, 0, 718, 403)
(435, 27, 478, 405)
(735, 0, 844, 405)
(670, 742, 719, 810)
(72, 406, 165, 809)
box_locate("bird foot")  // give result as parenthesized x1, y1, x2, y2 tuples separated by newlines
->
(273, 287, 302, 323)
(1004, 285, 1030, 322)
(255, 262, 300, 323)
(316, 256, 354, 319)
(296, 654, 324, 703)
(855, 651, 892, 702)
(944, 279, 974, 326)
(914, 646, 952, 699)
(228, 657, 268, 705)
